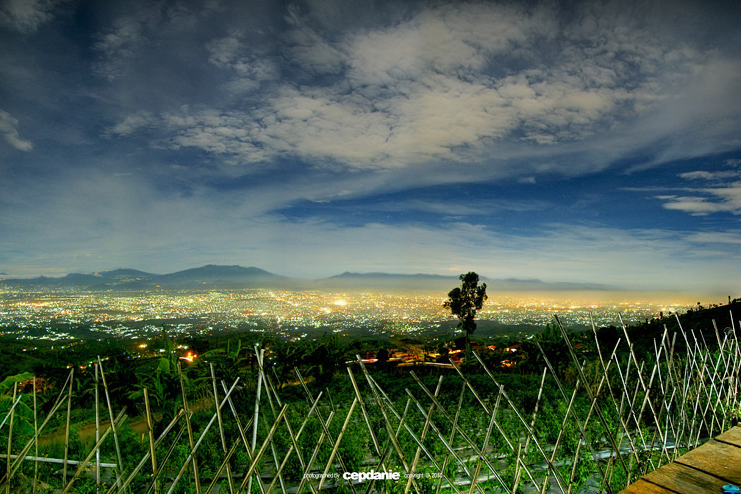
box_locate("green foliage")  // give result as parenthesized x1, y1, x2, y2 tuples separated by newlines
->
(444, 272, 488, 348)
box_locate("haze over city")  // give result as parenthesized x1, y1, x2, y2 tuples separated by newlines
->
(1, 0, 741, 297)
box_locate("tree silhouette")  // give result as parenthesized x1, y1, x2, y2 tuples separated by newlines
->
(444, 271, 487, 352)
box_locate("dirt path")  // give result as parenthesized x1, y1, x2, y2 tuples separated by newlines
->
(39, 415, 152, 448)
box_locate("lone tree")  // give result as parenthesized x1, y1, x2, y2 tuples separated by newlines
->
(444, 271, 487, 351)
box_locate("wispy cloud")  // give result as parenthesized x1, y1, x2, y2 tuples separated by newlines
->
(658, 163, 741, 216)
(0, 109, 32, 151)
(0, 0, 68, 34)
(103, 0, 737, 180)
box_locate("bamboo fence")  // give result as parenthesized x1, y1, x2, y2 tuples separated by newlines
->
(0, 311, 739, 494)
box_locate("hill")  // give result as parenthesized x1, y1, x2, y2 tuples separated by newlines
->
(0, 264, 284, 290)
(1, 266, 615, 292)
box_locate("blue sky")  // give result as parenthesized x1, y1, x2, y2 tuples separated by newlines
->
(1, 0, 740, 294)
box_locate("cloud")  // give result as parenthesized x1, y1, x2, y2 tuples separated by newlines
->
(0, 109, 33, 151)
(0, 0, 67, 34)
(657, 195, 728, 216)
(2, 161, 739, 294)
(107, 110, 155, 137)
(92, 2, 207, 81)
(206, 32, 279, 95)
(99, 0, 738, 185)
(685, 231, 741, 245)
(657, 165, 741, 215)
(679, 170, 741, 182)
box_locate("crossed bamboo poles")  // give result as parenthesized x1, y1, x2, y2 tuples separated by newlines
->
(1, 311, 739, 494)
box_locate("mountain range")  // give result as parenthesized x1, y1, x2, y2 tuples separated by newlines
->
(0, 264, 615, 292)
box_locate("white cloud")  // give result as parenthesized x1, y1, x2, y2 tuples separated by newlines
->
(108, 1, 728, 179)
(107, 110, 154, 136)
(0, 0, 66, 34)
(679, 170, 741, 181)
(685, 231, 741, 245)
(206, 32, 279, 95)
(657, 195, 727, 216)
(3, 163, 739, 294)
(0, 109, 33, 151)
(658, 167, 741, 215)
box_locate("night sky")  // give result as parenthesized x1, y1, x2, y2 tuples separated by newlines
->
(1, 0, 740, 294)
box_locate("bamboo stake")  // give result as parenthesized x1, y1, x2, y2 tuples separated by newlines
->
(469, 386, 502, 494)
(458, 355, 556, 492)
(404, 387, 478, 493)
(363, 374, 460, 493)
(446, 360, 539, 490)
(0, 396, 22, 431)
(346, 367, 383, 462)
(405, 377, 505, 491)
(167, 377, 240, 494)
(97, 357, 124, 490)
(117, 409, 184, 494)
(0, 454, 117, 467)
(0, 369, 74, 490)
(544, 381, 578, 494)
(1, 395, 69, 490)
(555, 316, 631, 481)
(346, 366, 394, 493)
(370, 398, 417, 494)
(203, 417, 255, 495)
(618, 315, 668, 457)
(141, 423, 188, 495)
(62, 410, 127, 494)
(404, 375, 443, 494)
(264, 391, 324, 494)
(236, 404, 288, 494)
(219, 380, 268, 494)
(95, 363, 100, 492)
(294, 368, 357, 494)
(6, 382, 17, 495)
(513, 366, 547, 492)
(354, 359, 424, 494)
(33, 376, 38, 494)
(63, 368, 73, 488)
(436, 384, 466, 495)
(362, 375, 458, 494)
(210, 364, 234, 494)
(254, 350, 286, 494)
(534, 341, 615, 478)
(248, 345, 264, 495)
(177, 361, 200, 494)
(295, 411, 335, 495)
(260, 361, 308, 486)
(316, 398, 358, 492)
(143, 388, 159, 494)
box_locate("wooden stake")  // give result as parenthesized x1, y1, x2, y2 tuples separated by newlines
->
(62, 410, 126, 494)
(210, 364, 234, 494)
(143, 388, 159, 494)
(33, 376, 38, 494)
(97, 357, 124, 490)
(177, 361, 200, 494)
(6, 382, 17, 495)
(167, 378, 241, 494)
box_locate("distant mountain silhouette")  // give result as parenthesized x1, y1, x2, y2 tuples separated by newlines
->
(329, 272, 457, 280)
(0, 265, 284, 290)
(0, 266, 615, 291)
(321, 272, 614, 291)
(157, 265, 283, 288)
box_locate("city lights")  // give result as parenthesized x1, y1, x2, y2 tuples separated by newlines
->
(0, 286, 696, 341)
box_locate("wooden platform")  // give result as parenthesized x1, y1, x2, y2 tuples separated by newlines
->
(621, 426, 741, 494)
